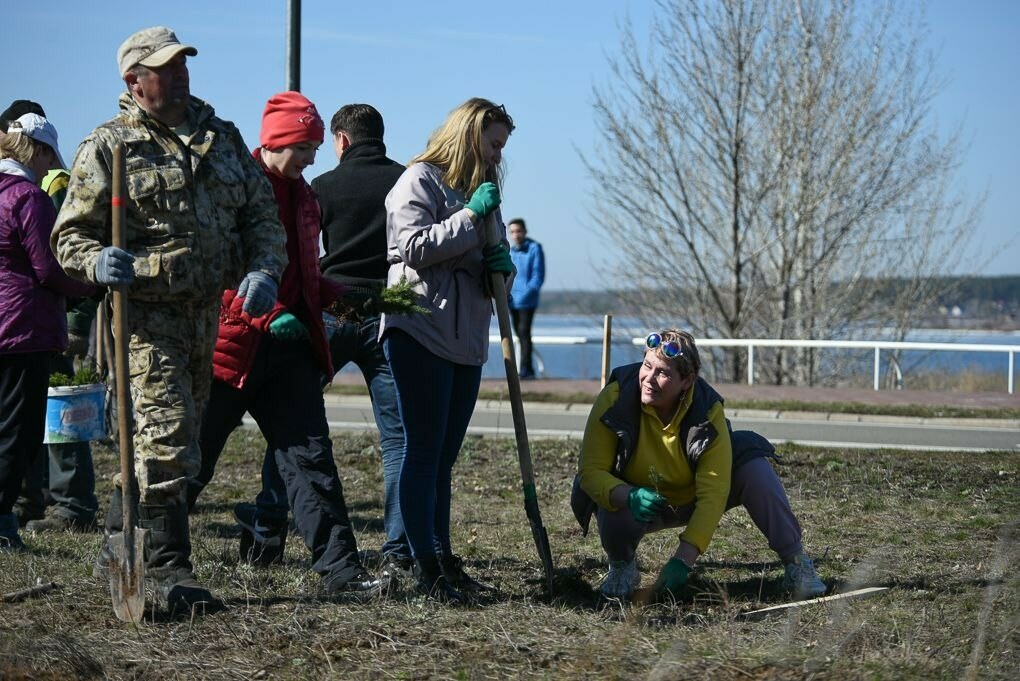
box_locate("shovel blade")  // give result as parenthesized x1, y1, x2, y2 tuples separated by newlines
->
(107, 528, 147, 623)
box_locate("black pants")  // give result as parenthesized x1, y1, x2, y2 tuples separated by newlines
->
(16, 353, 98, 523)
(195, 335, 362, 583)
(509, 307, 537, 376)
(0, 353, 50, 515)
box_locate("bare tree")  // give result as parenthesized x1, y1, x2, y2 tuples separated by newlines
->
(585, 0, 981, 385)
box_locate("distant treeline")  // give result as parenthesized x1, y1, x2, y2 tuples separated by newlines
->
(542, 275, 1020, 328)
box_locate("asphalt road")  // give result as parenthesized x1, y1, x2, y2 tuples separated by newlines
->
(318, 395, 1019, 453)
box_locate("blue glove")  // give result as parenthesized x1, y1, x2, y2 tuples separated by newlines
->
(627, 487, 665, 523)
(94, 246, 135, 286)
(465, 182, 500, 219)
(269, 312, 309, 341)
(653, 557, 691, 598)
(237, 271, 277, 317)
(482, 244, 513, 275)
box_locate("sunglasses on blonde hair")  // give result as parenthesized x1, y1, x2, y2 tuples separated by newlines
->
(645, 333, 683, 359)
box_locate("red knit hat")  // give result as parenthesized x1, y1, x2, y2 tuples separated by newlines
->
(259, 91, 324, 149)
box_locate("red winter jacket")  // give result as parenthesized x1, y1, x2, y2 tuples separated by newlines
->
(212, 150, 345, 389)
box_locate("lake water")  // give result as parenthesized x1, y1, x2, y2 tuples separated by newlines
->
(480, 314, 1020, 381)
(334, 313, 1019, 381)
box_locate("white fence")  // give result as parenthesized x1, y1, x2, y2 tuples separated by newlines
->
(678, 338, 1019, 394)
(489, 334, 1020, 394)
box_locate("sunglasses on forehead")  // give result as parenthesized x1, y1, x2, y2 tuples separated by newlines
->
(484, 103, 514, 129)
(646, 333, 683, 359)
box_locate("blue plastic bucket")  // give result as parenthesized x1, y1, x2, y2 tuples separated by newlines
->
(43, 384, 107, 444)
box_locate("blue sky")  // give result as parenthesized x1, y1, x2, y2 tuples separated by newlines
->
(5, 0, 1017, 289)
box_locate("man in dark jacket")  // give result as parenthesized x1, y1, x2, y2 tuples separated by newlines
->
(310, 104, 412, 576)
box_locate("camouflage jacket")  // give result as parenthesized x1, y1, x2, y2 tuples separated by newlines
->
(52, 92, 285, 303)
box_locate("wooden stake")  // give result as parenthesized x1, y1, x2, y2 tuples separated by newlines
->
(738, 586, 889, 619)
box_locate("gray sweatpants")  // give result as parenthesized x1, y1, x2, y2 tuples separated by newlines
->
(596, 457, 804, 563)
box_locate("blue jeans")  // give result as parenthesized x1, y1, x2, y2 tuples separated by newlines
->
(383, 329, 481, 561)
(329, 315, 409, 561)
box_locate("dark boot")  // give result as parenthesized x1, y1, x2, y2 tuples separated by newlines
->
(140, 499, 224, 614)
(414, 555, 467, 604)
(439, 553, 485, 594)
(26, 510, 98, 533)
(0, 512, 25, 551)
(234, 502, 287, 566)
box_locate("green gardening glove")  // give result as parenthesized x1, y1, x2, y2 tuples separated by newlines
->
(482, 243, 513, 275)
(627, 487, 665, 523)
(465, 182, 500, 218)
(653, 557, 691, 598)
(268, 312, 309, 342)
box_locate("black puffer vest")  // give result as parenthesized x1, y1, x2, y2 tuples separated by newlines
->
(570, 363, 776, 535)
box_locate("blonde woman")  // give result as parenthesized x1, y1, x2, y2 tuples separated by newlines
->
(380, 98, 514, 602)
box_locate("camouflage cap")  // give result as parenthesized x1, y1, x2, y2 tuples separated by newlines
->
(117, 26, 197, 77)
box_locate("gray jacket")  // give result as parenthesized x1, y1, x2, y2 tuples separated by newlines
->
(380, 162, 505, 365)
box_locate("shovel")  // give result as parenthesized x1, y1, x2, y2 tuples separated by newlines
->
(482, 215, 555, 595)
(105, 142, 146, 622)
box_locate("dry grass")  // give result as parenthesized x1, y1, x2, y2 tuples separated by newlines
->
(1, 429, 1017, 680)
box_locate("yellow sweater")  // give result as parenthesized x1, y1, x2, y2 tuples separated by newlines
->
(578, 381, 733, 552)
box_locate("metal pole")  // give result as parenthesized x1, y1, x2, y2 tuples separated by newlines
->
(1009, 351, 1014, 395)
(286, 0, 301, 91)
(873, 347, 881, 391)
(747, 345, 755, 385)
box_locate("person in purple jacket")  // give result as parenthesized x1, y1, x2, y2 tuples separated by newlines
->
(0, 115, 98, 550)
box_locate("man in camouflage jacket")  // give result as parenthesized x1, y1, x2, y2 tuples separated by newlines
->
(52, 26, 285, 614)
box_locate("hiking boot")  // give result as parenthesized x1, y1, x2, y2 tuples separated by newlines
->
(0, 513, 25, 552)
(141, 500, 224, 615)
(234, 503, 287, 567)
(782, 553, 827, 599)
(26, 511, 98, 534)
(414, 555, 468, 604)
(149, 565, 225, 614)
(324, 569, 387, 599)
(599, 558, 640, 600)
(13, 503, 44, 528)
(439, 553, 485, 594)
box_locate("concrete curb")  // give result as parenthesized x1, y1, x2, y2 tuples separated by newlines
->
(325, 393, 1019, 429)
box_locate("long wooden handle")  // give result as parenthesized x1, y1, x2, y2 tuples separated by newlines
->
(482, 219, 533, 481)
(110, 143, 137, 531)
(482, 215, 555, 591)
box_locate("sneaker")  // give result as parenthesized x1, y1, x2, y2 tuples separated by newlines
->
(782, 553, 827, 599)
(599, 558, 639, 600)
(439, 554, 485, 594)
(324, 569, 387, 598)
(381, 555, 415, 581)
(26, 512, 98, 534)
